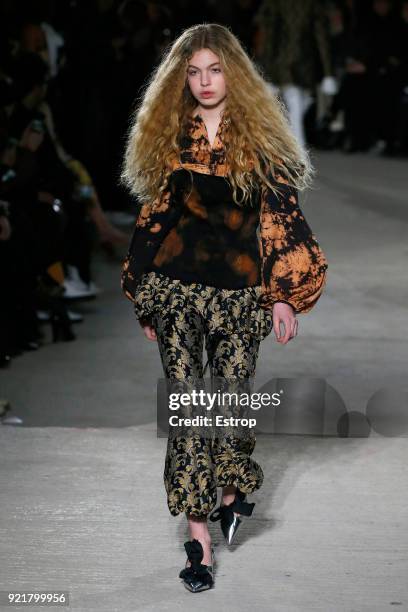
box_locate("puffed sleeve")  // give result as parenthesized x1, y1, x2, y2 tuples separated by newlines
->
(121, 175, 184, 304)
(259, 172, 328, 315)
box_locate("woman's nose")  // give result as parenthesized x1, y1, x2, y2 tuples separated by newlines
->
(200, 71, 210, 86)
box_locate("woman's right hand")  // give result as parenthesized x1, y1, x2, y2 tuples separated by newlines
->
(139, 317, 157, 341)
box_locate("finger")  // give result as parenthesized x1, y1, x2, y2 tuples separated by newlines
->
(273, 318, 281, 341)
(290, 318, 298, 338)
(279, 319, 292, 344)
(146, 326, 157, 341)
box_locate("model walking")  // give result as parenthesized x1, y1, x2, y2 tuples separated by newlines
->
(120, 23, 328, 593)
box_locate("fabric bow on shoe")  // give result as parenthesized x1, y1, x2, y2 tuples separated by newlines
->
(210, 491, 255, 521)
(209, 490, 255, 544)
(179, 539, 214, 592)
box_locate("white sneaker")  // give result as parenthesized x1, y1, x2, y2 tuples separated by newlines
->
(65, 265, 101, 296)
(1, 415, 23, 425)
(36, 309, 84, 322)
(62, 278, 97, 299)
(67, 309, 84, 322)
(36, 309, 51, 321)
(66, 265, 85, 284)
(86, 281, 101, 295)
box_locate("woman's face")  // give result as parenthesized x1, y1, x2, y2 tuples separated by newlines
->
(186, 48, 227, 107)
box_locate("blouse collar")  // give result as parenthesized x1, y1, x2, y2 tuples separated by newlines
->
(171, 111, 229, 176)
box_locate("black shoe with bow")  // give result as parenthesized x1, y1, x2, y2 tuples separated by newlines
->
(209, 488, 255, 545)
(179, 539, 215, 593)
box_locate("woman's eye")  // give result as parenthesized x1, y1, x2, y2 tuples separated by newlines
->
(187, 68, 221, 75)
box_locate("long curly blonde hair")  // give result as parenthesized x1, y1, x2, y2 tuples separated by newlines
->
(120, 23, 314, 207)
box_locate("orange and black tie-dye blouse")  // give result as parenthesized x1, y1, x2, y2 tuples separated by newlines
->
(121, 113, 328, 315)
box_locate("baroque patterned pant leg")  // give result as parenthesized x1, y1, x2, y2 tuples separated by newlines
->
(152, 308, 218, 518)
(205, 330, 264, 495)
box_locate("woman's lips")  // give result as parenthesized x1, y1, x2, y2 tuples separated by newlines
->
(200, 91, 214, 98)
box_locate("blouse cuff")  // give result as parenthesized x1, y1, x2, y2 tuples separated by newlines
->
(271, 300, 296, 313)
(258, 291, 297, 315)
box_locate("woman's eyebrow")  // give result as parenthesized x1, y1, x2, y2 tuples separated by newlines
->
(187, 62, 221, 69)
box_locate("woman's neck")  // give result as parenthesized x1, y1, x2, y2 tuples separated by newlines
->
(193, 99, 226, 122)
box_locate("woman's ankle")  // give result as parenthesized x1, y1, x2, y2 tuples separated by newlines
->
(222, 485, 237, 507)
(187, 515, 212, 565)
(185, 537, 212, 566)
(189, 531, 212, 549)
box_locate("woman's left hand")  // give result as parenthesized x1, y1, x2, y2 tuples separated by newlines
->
(139, 317, 157, 341)
(272, 302, 298, 344)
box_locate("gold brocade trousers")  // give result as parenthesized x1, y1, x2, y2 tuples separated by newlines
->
(145, 273, 271, 518)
